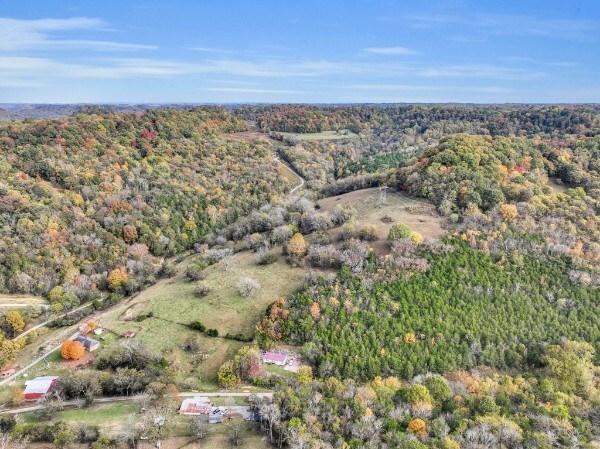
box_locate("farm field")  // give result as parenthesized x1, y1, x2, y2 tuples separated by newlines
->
(278, 129, 358, 141)
(318, 187, 446, 254)
(95, 245, 306, 386)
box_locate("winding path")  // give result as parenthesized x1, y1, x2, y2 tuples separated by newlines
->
(273, 156, 304, 194)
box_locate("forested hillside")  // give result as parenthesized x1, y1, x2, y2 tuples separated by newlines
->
(240, 105, 599, 188)
(259, 241, 599, 379)
(263, 339, 598, 449)
(0, 107, 290, 301)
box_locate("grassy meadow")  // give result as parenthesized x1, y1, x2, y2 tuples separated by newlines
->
(278, 129, 358, 141)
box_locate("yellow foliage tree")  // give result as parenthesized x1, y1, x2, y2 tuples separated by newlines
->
(410, 231, 424, 244)
(403, 333, 417, 344)
(61, 340, 85, 360)
(287, 233, 307, 259)
(107, 268, 128, 291)
(442, 437, 460, 449)
(297, 365, 313, 384)
(500, 204, 518, 222)
(4, 311, 25, 335)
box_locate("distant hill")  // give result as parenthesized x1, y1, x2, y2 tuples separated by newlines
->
(0, 104, 199, 122)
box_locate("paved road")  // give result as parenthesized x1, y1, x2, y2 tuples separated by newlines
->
(179, 392, 273, 398)
(11, 300, 97, 342)
(0, 331, 80, 387)
(0, 391, 273, 414)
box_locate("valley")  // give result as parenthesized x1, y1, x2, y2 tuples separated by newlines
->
(0, 104, 598, 449)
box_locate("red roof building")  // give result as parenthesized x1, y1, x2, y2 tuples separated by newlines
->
(23, 376, 59, 401)
(263, 351, 288, 366)
(179, 397, 211, 415)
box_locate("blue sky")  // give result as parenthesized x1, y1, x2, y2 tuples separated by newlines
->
(0, 0, 598, 103)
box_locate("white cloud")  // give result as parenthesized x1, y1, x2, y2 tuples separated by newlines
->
(407, 13, 596, 40)
(0, 17, 154, 52)
(201, 87, 303, 94)
(347, 84, 510, 94)
(416, 64, 546, 81)
(364, 46, 418, 55)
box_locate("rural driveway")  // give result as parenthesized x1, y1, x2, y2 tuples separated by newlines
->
(273, 156, 304, 194)
(0, 391, 273, 414)
(0, 331, 80, 387)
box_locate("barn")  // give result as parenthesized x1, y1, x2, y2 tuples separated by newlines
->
(23, 376, 59, 401)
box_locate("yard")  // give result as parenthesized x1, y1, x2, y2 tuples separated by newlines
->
(22, 401, 271, 448)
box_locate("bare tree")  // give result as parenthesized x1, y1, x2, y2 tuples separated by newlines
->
(237, 277, 261, 298)
(260, 402, 281, 444)
(137, 405, 173, 448)
(227, 420, 247, 446)
(189, 415, 210, 441)
(0, 432, 28, 449)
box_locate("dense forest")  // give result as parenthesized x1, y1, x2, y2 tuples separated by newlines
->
(261, 338, 598, 449)
(258, 241, 599, 379)
(0, 107, 291, 301)
(240, 105, 599, 189)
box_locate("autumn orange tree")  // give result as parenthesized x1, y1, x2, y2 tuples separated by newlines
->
(83, 321, 96, 335)
(61, 340, 85, 360)
(408, 418, 427, 435)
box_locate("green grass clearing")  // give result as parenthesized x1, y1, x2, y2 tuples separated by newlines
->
(94, 246, 306, 386)
(21, 401, 139, 427)
(318, 187, 446, 255)
(278, 129, 358, 141)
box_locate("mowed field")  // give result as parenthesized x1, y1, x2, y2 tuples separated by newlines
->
(278, 129, 358, 141)
(95, 246, 306, 386)
(0, 294, 48, 308)
(318, 187, 446, 254)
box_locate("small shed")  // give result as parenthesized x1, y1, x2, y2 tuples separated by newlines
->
(74, 335, 100, 352)
(23, 376, 59, 401)
(263, 351, 288, 366)
(179, 397, 211, 415)
(209, 413, 224, 424)
(123, 331, 136, 338)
